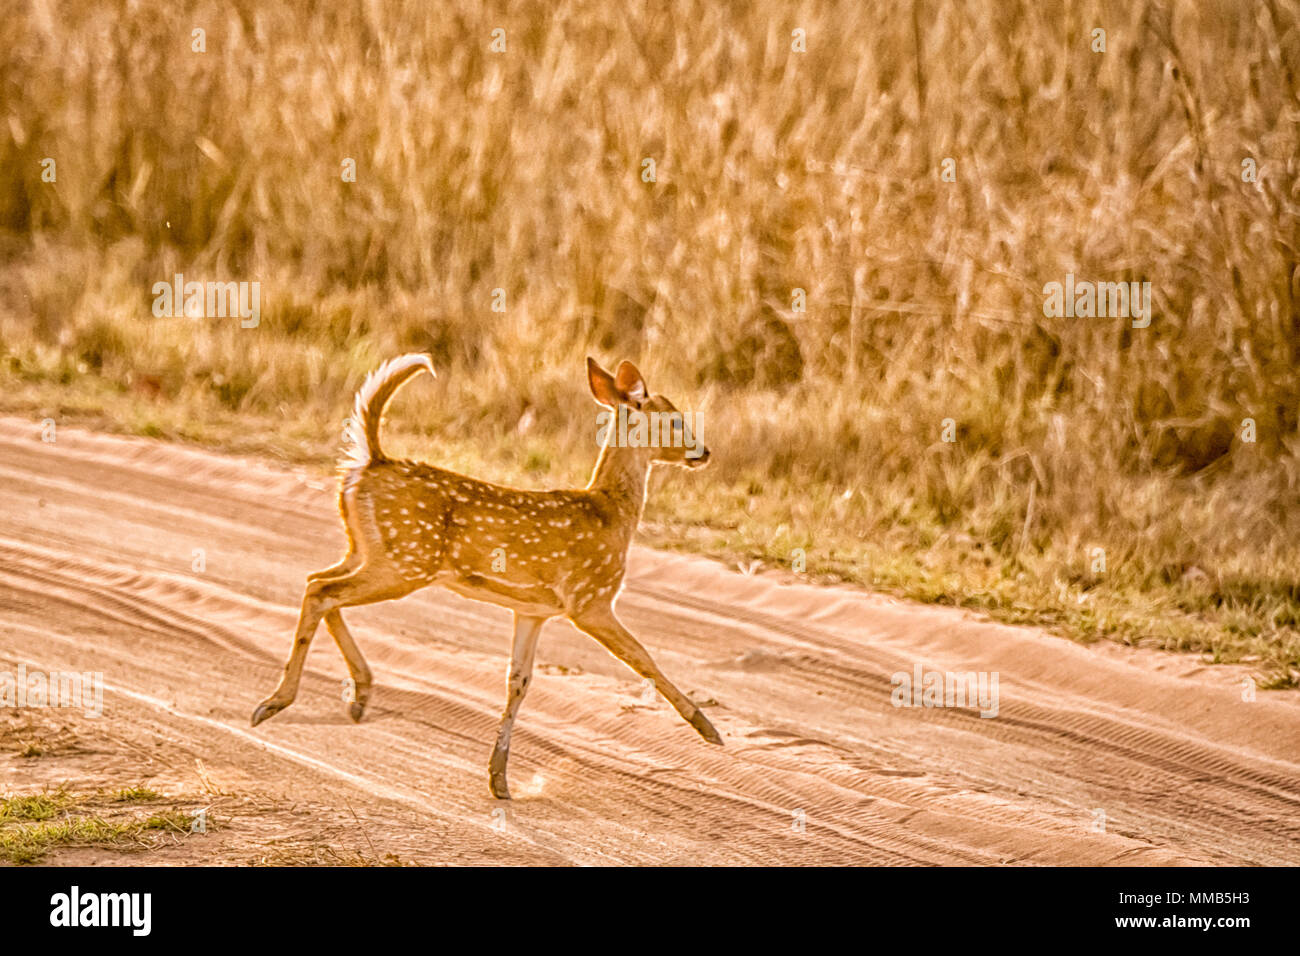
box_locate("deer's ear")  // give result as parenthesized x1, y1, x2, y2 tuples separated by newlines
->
(587, 357, 623, 407)
(614, 361, 648, 408)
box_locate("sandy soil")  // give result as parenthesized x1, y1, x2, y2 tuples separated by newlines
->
(0, 416, 1297, 865)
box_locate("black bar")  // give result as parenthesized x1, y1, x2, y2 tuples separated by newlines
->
(0, 866, 1279, 943)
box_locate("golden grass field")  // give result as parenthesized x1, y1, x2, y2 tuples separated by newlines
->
(1, 0, 1298, 682)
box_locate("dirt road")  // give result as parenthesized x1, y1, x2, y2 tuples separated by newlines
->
(1, 416, 1297, 864)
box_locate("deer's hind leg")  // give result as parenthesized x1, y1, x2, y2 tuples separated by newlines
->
(306, 486, 371, 583)
(251, 561, 420, 727)
(324, 610, 374, 722)
(305, 490, 380, 715)
(307, 552, 361, 582)
(306, 555, 376, 720)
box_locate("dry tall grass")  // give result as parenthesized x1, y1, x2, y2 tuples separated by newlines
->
(2, 0, 1298, 679)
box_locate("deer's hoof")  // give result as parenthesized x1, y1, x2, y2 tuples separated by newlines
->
(691, 710, 723, 746)
(250, 700, 286, 727)
(346, 683, 371, 723)
(489, 772, 512, 800)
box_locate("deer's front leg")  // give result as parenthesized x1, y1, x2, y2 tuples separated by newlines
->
(489, 613, 546, 799)
(569, 603, 723, 746)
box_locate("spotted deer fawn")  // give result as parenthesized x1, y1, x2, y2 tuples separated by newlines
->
(251, 354, 720, 798)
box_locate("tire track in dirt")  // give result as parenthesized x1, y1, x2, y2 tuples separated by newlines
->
(1, 548, 953, 865)
(1, 416, 1297, 864)
(626, 584, 1300, 862)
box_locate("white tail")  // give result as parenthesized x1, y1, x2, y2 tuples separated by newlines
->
(342, 353, 436, 470)
(253, 354, 717, 799)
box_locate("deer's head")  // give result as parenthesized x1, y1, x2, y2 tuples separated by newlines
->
(586, 357, 710, 468)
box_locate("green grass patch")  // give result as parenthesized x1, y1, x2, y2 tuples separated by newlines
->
(0, 789, 203, 864)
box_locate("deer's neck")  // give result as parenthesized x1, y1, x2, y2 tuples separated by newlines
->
(587, 438, 652, 524)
